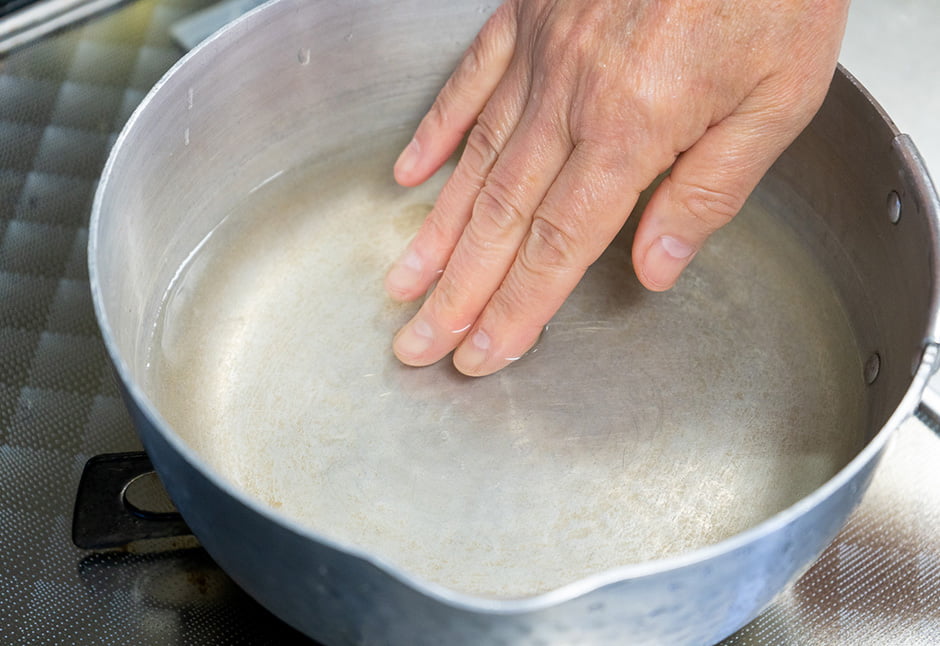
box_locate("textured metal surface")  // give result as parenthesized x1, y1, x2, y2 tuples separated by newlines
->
(1, 0, 939, 644)
(0, 1, 306, 643)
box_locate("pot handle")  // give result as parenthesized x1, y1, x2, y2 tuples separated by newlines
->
(72, 452, 192, 549)
(917, 354, 940, 436)
(895, 131, 940, 436)
(916, 310, 940, 437)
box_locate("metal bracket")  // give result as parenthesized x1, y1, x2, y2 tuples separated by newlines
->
(72, 451, 192, 549)
(915, 343, 940, 438)
(892, 134, 940, 345)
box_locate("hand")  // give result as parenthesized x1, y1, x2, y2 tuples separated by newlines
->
(385, 0, 849, 376)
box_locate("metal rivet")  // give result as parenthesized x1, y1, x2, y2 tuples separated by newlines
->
(887, 191, 901, 224)
(864, 352, 881, 385)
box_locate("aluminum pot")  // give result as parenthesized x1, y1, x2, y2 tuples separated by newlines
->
(89, 0, 940, 644)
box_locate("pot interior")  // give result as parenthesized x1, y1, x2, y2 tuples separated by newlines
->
(91, 0, 933, 600)
(143, 136, 869, 598)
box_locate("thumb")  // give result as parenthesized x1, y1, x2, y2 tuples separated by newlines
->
(632, 88, 820, 292)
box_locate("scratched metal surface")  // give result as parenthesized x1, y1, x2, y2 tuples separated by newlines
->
(0, 0, 938, 644)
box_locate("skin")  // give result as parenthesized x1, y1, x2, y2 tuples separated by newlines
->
(385, 0, 850, 377)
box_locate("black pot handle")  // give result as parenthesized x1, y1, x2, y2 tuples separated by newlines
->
(72, 451, 192, 549)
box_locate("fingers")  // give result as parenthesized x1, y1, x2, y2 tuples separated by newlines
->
(385, 6, 526, 304)
(393, 6, 517, 188)
(392, 106, 574, 367)
(384, 64, 533, 303)
(632, 84, 815, 292)
(453, 142, 646, 376)
(397, 140, 648, 376)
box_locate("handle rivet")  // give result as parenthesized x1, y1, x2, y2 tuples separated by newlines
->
(864, 352, 881, 385)
(887, 191, 901, 225)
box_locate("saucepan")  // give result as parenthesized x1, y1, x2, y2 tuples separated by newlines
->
(88, 0, 940, 643)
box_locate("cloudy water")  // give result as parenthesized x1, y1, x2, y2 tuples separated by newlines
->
(146, 140, 867, 598)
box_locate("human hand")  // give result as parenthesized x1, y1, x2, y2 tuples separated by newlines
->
(385, 0, 849, 376)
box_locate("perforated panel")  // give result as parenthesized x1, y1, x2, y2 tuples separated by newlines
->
(0, 2, 308, 643)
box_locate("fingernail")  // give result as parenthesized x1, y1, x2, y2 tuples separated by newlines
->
(457, 329, 491, 373)
(394, 138, 420, 178)
(394, 318, 434, 359)
(643, 235, 696, 289)
(386, 249, 423, 298)
(659, 235, 695, 260)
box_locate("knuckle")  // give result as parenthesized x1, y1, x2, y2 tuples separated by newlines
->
(673, 180, 742, 231)
(417, 207, 453, 251)
(424, 95, 451, 133)
(489, 264, 534, 321)
(428, 271, 472, 324)
(487, 280, 527, 325)
(430, 14, 509, 132)
(463, 115, 503, 175)
(573, 99, 669, 170)
(538, 7, 598, 60)
(446, 43, 487, 107)
(473, 176, 527, 235)
(459, 35, 486, 80)
(520, 214, 580, 276)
